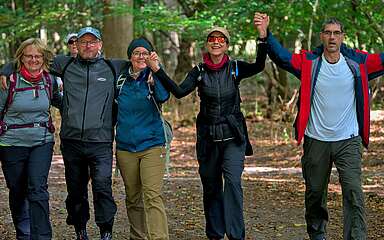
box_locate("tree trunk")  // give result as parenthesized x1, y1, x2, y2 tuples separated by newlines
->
(171, 37, 194, 121)
(307, 0, 319, 50)
(162, 0, 180, 78)
(102, 0, 133, 58)
(174, 37, 192, 83)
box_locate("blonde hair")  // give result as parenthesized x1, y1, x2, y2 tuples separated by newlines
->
(14, 38, 54, 72)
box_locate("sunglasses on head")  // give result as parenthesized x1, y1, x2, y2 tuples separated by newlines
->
(68, 39, 77, 45)
(207, 36, 227, 44)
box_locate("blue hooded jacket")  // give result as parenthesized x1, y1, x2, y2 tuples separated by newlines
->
(116, 67, 170, 152)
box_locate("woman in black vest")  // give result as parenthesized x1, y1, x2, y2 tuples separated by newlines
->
(146, 26, 267, 240)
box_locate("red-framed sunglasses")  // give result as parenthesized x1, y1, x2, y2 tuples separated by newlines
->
(207, 36, 227, 44)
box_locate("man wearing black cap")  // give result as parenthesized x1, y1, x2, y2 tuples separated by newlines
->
(53, 27, 118, 240)
(65, 33, 78, 57)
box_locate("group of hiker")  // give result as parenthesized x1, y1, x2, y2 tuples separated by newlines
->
(0, 11, 383, 240)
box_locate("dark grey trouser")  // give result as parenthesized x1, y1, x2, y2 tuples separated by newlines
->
(197, 137, 245, 240)
(0, 142, 54, 240)
(61, 139, 117, 233)
(301, 136, 366, 240)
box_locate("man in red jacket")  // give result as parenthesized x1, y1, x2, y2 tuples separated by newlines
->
(254, 12, 384, 240)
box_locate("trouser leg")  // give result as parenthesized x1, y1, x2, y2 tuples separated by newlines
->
(222, 140, 245, 240)
(117, 150, 147, 240)
(140, 147, 169, 240)
(0, 146, 30, 240)
(301, 136, 332, 240)
(197, 138, 225, 239)
(27, 142, 53, 240)
(61, 140, 90, 229)
(333, 137, 366, 240)
(88, 142, 116, 233)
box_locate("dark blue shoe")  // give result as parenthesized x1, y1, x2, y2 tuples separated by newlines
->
(313, 237, 326, 240)
(76, 229, 88, 240)
(100, 231, 112, 240)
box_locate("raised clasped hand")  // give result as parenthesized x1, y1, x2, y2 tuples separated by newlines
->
(254, 12, 270, 38)
(145, 52, 160, 72)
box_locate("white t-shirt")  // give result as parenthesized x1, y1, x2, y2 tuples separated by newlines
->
(305, 54, 359, 141)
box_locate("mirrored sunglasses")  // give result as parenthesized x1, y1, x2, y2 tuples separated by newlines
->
(207, 36, 227, 44)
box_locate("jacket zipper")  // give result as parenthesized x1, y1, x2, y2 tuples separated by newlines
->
(81, 63, 90, 139)
(100, 93, 109, 120)
(217, 71, 221, 117)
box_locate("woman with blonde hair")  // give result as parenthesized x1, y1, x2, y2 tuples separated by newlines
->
(0, 38, 61, 239)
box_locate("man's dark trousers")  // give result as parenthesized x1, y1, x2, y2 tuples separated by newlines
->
(197, 137, 245, 240)
(0, 142, 54, 240)
(61, 139, 117, 233)
(301, 135, 366, 240)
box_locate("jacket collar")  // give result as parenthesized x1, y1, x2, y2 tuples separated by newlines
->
(312, 43, 350, 57)
(77, 53, 103, 64)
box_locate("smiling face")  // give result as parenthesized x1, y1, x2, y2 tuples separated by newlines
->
(320, 23, 344, 54)
(76, 34, 102, 60)
(130, 47, 150, 72)
(205, 31, 229, 57)
(21, 44, 44, 74)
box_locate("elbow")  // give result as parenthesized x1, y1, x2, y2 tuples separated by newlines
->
(260, 62, 266, 71)
(173, 92, 184, 99)
(159, 94, 170, 103)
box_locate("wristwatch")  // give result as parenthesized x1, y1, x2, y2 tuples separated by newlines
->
(257, 36, 267, 44)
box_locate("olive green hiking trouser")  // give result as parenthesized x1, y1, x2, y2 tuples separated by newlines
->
(117, 146, 169, 240)
(301, 136, 366, 240)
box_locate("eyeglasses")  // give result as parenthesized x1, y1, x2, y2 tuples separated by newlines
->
(322, 30, 343, 37)
(207, 36, 227, 44)
(78, 40, 99, 47)
(68, 39, 77, 45)
(132, 51, 150, 58)
(23, 54, 43, 60)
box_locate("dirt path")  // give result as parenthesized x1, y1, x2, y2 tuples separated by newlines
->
(1, 119, 383, 239)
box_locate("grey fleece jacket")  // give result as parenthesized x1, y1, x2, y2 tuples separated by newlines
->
(52, 55, 117, 142)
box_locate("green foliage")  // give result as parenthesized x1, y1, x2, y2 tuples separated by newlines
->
(0, 0, 382, 62)
(0, 0, 104, 62)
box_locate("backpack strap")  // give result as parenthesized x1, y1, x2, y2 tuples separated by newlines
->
(43, 72, 52, 100)
(115, 74, 127, 100)
(231, 59, 238, 81)
(61, 57, 75, 78)
(196, 62, 204, 82)
(1, 73, 17, 121)
(38, 72, 56, 133)
(103, 59, 117, 80)
(147, 71, 162, 110)
(1, 73, 55, 133)
(196, 60, 238, 82)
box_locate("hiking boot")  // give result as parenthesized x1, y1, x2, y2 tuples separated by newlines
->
(76, 229, 89, 240)
(312, 236, 326, 240)
(100, 231, 112, 240)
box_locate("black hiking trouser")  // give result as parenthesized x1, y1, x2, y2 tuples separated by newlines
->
(61, 139, 117, 233)
(0, 142, 54, 240)
(197, 136, 246, 240)
(301, 136, 366, 240)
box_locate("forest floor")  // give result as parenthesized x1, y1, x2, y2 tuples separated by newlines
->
(0, 111, 383, 240)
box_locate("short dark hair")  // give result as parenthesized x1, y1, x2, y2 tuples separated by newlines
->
(321, 18, 344, 32)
